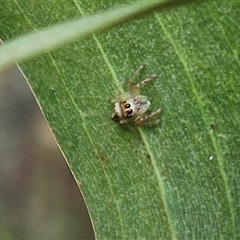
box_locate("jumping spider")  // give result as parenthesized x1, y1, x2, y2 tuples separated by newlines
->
(111, 65, 162, 126)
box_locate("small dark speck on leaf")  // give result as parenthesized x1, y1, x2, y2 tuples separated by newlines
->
(96, 151, 110, 164)
(146, 154, 152, 165)
(207, 123, 216, 135)
(210, 123, 216, 131)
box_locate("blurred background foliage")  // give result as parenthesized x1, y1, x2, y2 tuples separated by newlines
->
(0, 59, 94, 238)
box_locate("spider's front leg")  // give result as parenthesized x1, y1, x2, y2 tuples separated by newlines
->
(131, 73, 158, 90)
(127, 65, 144, 86)
(112, 65, 144, 102)
(111, 80, 124, 103)
(135, 109, 162, 126)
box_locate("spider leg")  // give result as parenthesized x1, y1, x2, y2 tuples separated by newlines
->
(127, 65, 144, 89)
(131, 73, 158, 89)
(112, 65, 144, 101)
(135, 109, 162, 125)
(111, 80, 125, 103)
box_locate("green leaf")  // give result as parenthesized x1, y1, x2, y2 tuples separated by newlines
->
(0, 0, 187, 72)
(1, 0, 240, 239)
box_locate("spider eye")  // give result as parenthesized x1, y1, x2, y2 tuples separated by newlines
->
(127, 109, 133, 115)
(125, 103, 131, 108)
